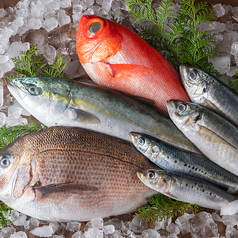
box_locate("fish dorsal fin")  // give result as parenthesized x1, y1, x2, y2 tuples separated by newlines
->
(67, 107, 101, 124)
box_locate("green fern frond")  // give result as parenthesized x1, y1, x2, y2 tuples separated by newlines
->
(135, 193, 203, 222)
(0, 202, 11, 228)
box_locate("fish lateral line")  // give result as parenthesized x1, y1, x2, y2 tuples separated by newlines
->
(37, 148, 146, 170)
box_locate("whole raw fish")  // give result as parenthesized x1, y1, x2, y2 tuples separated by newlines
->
(0, 126, 158, 221)
(129, 132, 238, 192)
(76, 15, 190, 116)
(7, 77, 199, 154)
(137, 169, 236, 210)
(167, 100, 238, 176)
(180, 64, 238, 126)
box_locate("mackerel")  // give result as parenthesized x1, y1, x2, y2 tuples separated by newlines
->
(180, 64, 238, 126)
(7, 77, 199, 153)
(167, 100, 238, 176)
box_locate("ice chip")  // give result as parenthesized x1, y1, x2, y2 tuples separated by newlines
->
(66, 222, 81, 232)
(225, 226, 238, 238)
(37, 45, 56, 65)
(231, 41, 238, 66)
(142, 229, 160, 238)
(6, 42, 30, 59)
(10, 210, 20, 222)
(175, 213, 194, 234)
(0, 55, 9, 64)
(153, 217, 172, 231)
(10, 231, 27, 238)
(221, 200, 238, 216)
(90, 218, 104, 229)
(222, 214, 238, 227)
(27, 18, 42, 30)
(129, 216, 148, 234)
(60, 0, 72, 8)
(72, 231, 83, 238)
(84, 228, 103, 238)
(213, 3, 225, 18)
(30, 225, 54, 237)
(209, 55, 230, 74)
(102, 0, 112, 13)
(87, 0, 95, 7)
(212, 212, 222, 222)
(0, 9, 7, 18)
(12, 214, 27, 226)
(58, 9, 71, 27)
(104, 218, 126, 232)
(1, 227, 16, 237)
(166, 223, 180, 235)
(42, 17, 58, 32)
(103, 224, 115, 235)
(0, 112, 6, 126)
(49, 222, 60, 233)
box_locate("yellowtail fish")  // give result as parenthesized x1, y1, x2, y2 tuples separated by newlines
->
(129, 132, 238, 192)
(180, 64, 238, 126)
(0, 126, 158, 221)
(167, 100, 238, 176)
(137, 169, 236, 210)
(7, 77, 199, 154)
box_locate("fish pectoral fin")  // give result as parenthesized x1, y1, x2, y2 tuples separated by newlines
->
(33, 182, 99, 199)
(68, 107, 101, 124)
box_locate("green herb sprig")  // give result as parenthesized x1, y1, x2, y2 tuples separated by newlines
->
(6, 45, 68, 80)
(126, 0, 221, 77)
(135, 193, 203, 222)
(228, 72, 238, 93)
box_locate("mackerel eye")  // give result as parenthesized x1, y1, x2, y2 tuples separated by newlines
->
(27, 85, 41, 95)
(138, 137, 145, 145)
(188, 70, 197, 81)
(147, 171, 155, 180)
(0, 155, 11, 168)
(177, 103, 187, 113)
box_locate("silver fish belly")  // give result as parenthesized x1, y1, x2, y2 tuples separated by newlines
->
(167, 100, 238, 176)
(180, 64, 238, 126)
(7, 77, 199, 154)
(137, 169, 236, 210)
(129, 132, 238, 191)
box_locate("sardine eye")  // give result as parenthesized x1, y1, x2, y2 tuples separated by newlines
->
(27, 85, 41, 95)
(0, 155, 11, 168)
(188, 70, 197, 81)
(147, 171, 155, 180)
(138, 137, 145, 145)
(177, 103, 187, 113)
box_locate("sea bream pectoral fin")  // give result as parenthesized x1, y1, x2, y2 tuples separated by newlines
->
(67, 107, 101, 124)
(32, 182, 99, 200)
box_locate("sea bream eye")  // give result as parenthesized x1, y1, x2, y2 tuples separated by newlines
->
(0, 155, 11, 168)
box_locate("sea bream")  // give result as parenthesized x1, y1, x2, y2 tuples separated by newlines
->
(137, 169, 236, 210)
(0, 126, 158, 221)
(167, 100, 238, 176)
(180, 64, 238, 126)
(7, 77, 199, 154)
(129, 132, 238, 192)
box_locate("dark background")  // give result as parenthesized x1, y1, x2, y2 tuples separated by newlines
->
(0, 0, 237, 8)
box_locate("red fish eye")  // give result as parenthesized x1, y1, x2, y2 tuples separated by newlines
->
(89, 22, 102, 34)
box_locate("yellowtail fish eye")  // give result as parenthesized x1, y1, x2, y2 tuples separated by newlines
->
(0, 154, 11, 168)
(188, 70, 197, 81)
(177, 103, 187, 113)
(138, 137, 145, 145)
(27, 84, 41, 95)
(147, 170, 156, 180)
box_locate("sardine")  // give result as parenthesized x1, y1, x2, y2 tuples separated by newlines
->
(180, 64, 238, 126)
(7, 77, 199, 154)
(129, 132, 238, 191)
(167, 100, 238, 176)
(0, 126, 158, 221)
(137, 169, 236, 210)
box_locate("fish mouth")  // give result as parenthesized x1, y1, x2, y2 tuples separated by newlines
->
(136, 172, 143, 181)
(7, 83, 27, 101)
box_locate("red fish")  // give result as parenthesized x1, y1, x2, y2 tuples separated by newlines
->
(76, 15, 190, 116)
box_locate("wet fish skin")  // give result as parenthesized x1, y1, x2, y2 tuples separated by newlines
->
(180, 64, 238, 126)
(129, 132, 238, 191)
(7, 77, 199, 154)
(137, 169, 236, 210)
(167, 100, 238, 176)
(0, 126, 158, 222)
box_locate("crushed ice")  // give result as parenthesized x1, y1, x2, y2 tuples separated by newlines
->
(0, 0, 238, 237)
